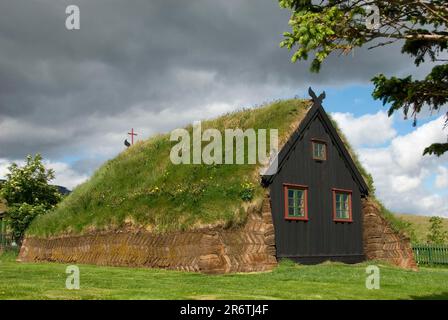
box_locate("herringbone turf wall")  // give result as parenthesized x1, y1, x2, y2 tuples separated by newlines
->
(18, 195, 417, 272)
(363, 198, 417, 270)
(18, 195, 277, 273)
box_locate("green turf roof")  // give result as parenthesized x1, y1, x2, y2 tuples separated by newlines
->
(27, 97, 411, 238)
(28, 99, 312, 237)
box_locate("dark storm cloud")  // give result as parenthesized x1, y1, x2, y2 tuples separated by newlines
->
(0, 0, 415, 162)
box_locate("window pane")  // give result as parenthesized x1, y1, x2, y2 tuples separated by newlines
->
(287, 188, 305, 217)
(296, 190, 304, 217)
(313, 143, 318, 157)
(335, 192, 350, 220)
(288, 190, 294, 198)
(313, 142, 326, 159)
(293, 206, 299, 216)
(335, 193, 341, 203)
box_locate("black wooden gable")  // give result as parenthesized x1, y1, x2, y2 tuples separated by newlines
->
(262, 88, 369, 196)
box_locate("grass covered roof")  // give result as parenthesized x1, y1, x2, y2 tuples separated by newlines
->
(27, 97, 410, 238)
(28, 99, 312, 237)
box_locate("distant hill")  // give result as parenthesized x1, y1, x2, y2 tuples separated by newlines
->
(55, 185, 71, 196)
(397, 214, 448, 243)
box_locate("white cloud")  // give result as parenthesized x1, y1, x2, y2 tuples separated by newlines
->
(0, 159, 11, 179)
(331, 111, 396, 147)
(435, 166, 448, 189)
(389, 118, 446, 172)
(391, 175, 421, 193)
(45, 162, 89, 190)
(334, 114, 448, 217)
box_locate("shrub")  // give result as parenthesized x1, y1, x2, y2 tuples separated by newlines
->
(0, 154, 60, 242)
(427, 216, 448, 244)
(239, 182, 255, 201)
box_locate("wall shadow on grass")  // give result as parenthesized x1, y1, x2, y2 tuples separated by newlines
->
(407, 292, 448, 300)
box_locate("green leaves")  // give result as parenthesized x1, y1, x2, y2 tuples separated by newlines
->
(402, 36, 448, 66)
(7, 203, 47, 242)
(279, 3, 370, 73)
(372, 65, 448, 155)
(423, 143, 448, 157)
(0, 154, 61, 241)
(279, 1, 448, 155)
(239, 182, 255, 202)
(427, 216, 448, 244)
(372, 65, 448, 122)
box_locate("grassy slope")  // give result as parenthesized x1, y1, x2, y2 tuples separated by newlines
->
(28, 99, 310, 237)
(0, 252, 447, 299)
(397, 214, 448, 243)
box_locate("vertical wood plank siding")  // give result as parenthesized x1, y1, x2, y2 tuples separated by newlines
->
(269, 114, 365, 263)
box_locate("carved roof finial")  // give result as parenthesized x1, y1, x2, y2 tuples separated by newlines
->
(308, 87, 326, 105)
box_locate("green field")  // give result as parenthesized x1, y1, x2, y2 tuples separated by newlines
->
(397, 214, 448, 243)
(0, 252, 447, 300)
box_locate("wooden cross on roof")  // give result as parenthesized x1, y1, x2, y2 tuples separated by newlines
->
(128, 128, 138, 145)
(124, 128, 138, 148)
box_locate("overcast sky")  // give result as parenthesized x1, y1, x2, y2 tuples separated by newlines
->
(0, 0, 447, 216)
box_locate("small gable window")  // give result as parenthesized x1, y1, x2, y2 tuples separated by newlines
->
(312, 140, 327, 161)
(283, 184, 308, 221)
(333, 189, 352, 222)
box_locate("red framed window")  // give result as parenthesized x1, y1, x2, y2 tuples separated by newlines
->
(332, 188, 353, 222)
(283, 183, 308, 221)
(312, 139, 327, 161)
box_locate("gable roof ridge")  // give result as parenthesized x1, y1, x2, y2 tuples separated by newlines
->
(314, 104, 369, 194)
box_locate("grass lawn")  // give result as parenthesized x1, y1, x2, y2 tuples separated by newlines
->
(1, 252, 447, 300)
